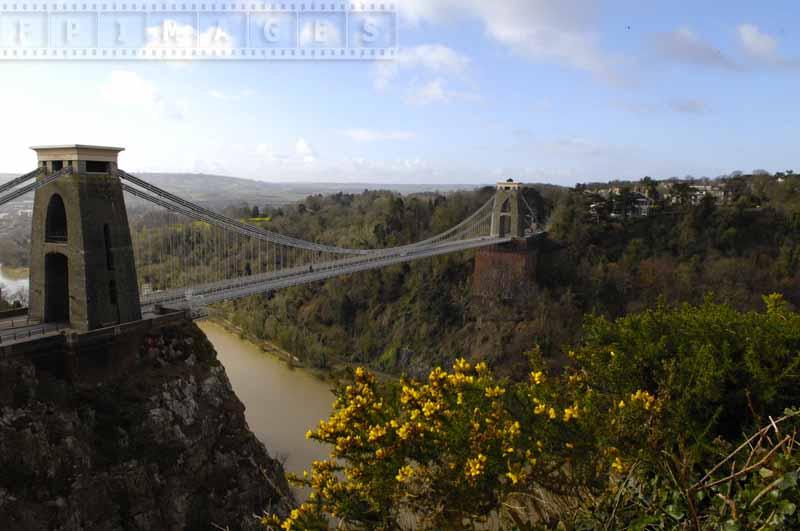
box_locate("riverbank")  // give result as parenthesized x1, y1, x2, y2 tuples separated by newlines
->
(197, 321, 335, 502)
(203, 314, 342, 383)
(205, 313, 400, 384)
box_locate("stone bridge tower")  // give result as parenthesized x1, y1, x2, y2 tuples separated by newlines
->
(28, 145, 141, 332)
(490, 179, 527, 238)
(475, 179, 539, 302)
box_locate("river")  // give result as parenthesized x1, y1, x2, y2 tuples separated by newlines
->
(197, 321, 334, 497)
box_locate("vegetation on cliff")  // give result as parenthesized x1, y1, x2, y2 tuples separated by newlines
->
(264, 297, 800, 529)
(220, 172, 800, 377)
(212, 187, 548, 376)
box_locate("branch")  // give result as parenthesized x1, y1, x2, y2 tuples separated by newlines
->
(696, 435, 790, 491)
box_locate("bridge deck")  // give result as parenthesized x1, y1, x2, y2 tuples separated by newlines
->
(142, 236, 511, 311)
(0, 316, 67, 344)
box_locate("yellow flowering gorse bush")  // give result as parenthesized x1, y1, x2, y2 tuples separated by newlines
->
(264, 356, 625, 529)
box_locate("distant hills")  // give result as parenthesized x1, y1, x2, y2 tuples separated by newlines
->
(0, 172, 484, 209)
(136, 173, 482, 208)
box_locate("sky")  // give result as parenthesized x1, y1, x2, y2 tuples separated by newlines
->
(1, 1, 799, 185)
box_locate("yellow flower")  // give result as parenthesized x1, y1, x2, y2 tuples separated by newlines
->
(630, 389, 656, 410)
(563, 406, 579, 422)
(530, 371, 545, 385)
(565, 442, 574, 449)
(618, 400, 626, 409)
(305, 430, 313, 440)
(355, 367, 365, 378)
(397, 423, 413, 440)
(475, 361, 489, 374)
(368, 424, 387, 442)
(611, 457, 624, 474)
(465, 454, 487, 478)
(428, 366, 447, 383)
(506, 471, 520, 484)
(422, 400, 438, 418)
(260, 514, 281, 526)
(453, 358, 471, 373)
(534, 402, 546, 415)
(396, 465, 415, 482)
(485, 386, 505, 398)
(456, 392, 464, 405)
(548, 407, 557, 420)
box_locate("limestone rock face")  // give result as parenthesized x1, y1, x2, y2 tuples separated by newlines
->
(0, 321, 294, 530)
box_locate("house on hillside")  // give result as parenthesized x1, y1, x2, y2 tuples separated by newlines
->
(690, 185, 726, 204)
(631, 192, 654, 217)
(664, 182, 728, 206)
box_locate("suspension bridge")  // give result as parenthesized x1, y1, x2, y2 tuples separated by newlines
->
(0, 145, 537, 342)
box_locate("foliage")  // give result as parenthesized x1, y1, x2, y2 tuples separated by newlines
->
(123, 171, 800, 380)
(262, 298, 800, 529)
(226, 174, 800, 377)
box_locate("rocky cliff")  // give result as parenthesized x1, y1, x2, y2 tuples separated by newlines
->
(0, 321, 294, 530)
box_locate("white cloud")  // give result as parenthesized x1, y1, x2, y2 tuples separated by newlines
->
(256, 143, 281, 163)
(374, 44, 470, 90)
(373, 44, 477, 105)
(738, 24, 777, 61)
(99, 70, 160, 108)
(99, 70, 187, 120)
(295, 138, 316, 164)
(208, 88, 257, 101)
(252, 139, 318, 167)
(732, 24, 800, 69)
(405, 78, 478, 106)
(343, 129, 416, 142)
(616, 98, 708, 115)
(668, 99, 707, 115)
(652, 27, 740, 70)
(398, 0, 615, 79)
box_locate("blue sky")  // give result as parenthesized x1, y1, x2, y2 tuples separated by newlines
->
(1, 1, 798, 185)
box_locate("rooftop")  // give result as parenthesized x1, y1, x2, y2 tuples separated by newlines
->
(30, 144, 125, 164)
(30, 144, 125, 152)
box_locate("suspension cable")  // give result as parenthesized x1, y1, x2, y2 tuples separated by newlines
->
(0, 167, 73, 207)
(0, 168, 41, 196)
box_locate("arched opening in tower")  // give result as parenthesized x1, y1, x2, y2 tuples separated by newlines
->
(44, 252, 69, 323)
(45, 194, 68, 242)
(499, 216, 511, 236)
(499, 198, 512, 236)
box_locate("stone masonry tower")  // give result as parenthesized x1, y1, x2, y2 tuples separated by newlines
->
(28, 145, 141, 331)
(490, 179, 527, 238)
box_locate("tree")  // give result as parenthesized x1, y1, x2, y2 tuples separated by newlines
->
(263, 297, 800, 530)
(640, 176, 659, 200)
(252, 205, 260, 218)
(670, 181, 694, 207)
